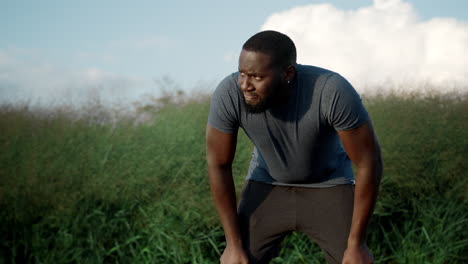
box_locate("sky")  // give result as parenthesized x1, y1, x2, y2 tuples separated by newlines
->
(1, 0, 467, 106)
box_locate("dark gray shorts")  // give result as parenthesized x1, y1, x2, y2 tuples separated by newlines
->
(237, 180, 354, 264)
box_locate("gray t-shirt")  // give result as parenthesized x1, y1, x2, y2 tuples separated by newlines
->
(208, 64, 369, 187)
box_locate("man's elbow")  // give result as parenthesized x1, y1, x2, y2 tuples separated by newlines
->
(206, 154, 233, 174)
(356, 148, 382, 183)
(207, 161, 232, 172)
(370, 144, 383, 184)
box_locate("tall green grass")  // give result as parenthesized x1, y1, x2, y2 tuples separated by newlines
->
(0, 92, 467, 263)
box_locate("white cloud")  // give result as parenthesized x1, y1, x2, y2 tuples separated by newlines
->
(261, 0, 468, 94)
(0, 49, 154, 106)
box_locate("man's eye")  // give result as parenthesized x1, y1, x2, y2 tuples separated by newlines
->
(255, 76, 262, 80)
(239, 72, 246, 77)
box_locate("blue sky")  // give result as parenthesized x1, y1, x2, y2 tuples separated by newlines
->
(1, 0, 467, 105)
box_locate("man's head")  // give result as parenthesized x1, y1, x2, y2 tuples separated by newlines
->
(238, 30, 296, 113)
(242, 30, 297, 68)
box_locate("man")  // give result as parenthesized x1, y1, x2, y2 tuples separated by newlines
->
(206, 30, 382, 264)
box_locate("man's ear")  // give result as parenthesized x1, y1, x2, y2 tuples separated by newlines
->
(285, 65, 296, 82)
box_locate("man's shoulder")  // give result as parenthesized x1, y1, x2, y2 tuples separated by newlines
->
(210, 72, 243, 111)
(208, 72, 242, 133)
(297, 64, 336, 77)
(213, 72, 240, 96)
(219, 72, 239, 87)
(296, 64, 340, 88)
(296, 64, 342, 94)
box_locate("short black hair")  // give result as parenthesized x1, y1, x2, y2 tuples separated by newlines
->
(242, 30, 297, 68)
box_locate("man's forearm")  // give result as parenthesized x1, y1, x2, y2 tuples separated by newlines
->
(208, 165, 243, 247)
(348, 163, 382, 246)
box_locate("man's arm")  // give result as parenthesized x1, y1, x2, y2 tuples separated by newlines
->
(206, 124, 249, 263)
(337, 121, 383, 264)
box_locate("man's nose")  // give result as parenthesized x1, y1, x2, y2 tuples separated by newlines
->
(240, 76, 254, 91)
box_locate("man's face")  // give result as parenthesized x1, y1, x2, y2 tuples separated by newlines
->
(238, 49, 285, 113)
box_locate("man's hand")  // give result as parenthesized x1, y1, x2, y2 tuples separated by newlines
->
(342, 243, 373, 264)
(220, 244, 250, 264)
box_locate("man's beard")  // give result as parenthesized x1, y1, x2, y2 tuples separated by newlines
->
(242, 81, 285, 113)
(242, 92, 276, 113)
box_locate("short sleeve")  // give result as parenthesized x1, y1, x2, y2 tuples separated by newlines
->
(207, 74, 240, 134)
(321, 74, 369, 131)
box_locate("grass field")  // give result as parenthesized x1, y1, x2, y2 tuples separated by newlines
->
(0, 90, 467, 263)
